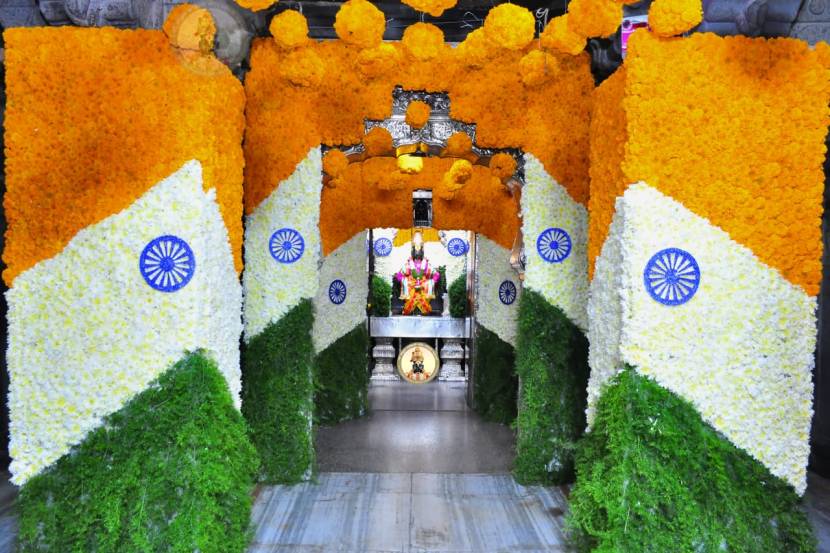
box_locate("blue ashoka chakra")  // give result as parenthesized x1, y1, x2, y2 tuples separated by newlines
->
(643, 248, 700, 306)
(140, 235, 196, 292)
(329, 279, 347, 305)
(537, 228, 572, 263)
(499, 280, 517, 305)
(374, 238, 393, 257)
(269, 228, 304, 264)
(447, 238, 468, 257)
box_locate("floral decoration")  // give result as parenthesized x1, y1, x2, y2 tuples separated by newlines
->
(440, 158, 474, 200)
(476, 235, 521, 346)
(140, 235, 197, 292)
(567, 0, 622, 38)
(333, 0, 386, 48)
(269, 9, 309, 49)
(643, 247, 700, 306)
(445, 132, 473, 156)
(648, 0, 703, 37)
(540, 15, 585, 56)
(405, 100, 432, 128)
(313, 232, 369, 353)
(364, 126, 394, 156)
(454, 28, 491, 68)
(163, 4, 215, 54)
(357, 43, 400, 78)
(322, 149, 349, 178)
(587, 182, 816, 494)
(401, 0, 457, 17)
(3, 27, 246, 284)
(402, 23, 446, 62)
(397, 154, 424, 174)
(489, 152, 517, 180)
(243, 148, 322, 341)
(483, 3, 536, 51)
(374, 228, 468, 287)
(235, 0, 276, 11)
(281, 48, 325, 87)
(588, 32, 830, 295)
(7, 161, 242, 485)
(519, 50, 561, 87)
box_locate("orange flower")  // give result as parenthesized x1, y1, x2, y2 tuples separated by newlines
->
(357, 43, 399, 78)
(402, 23, 445, 62)
(364, 127, 394, 156)
(235, 0, 276, 11)
(540, 15, 585, 55)
(520, 50, 560, 87)
(489, 153, 517, 180)
(648, 0, 703, 37)
(280, 47, 324, 87)
(568, 0, 622, 38)
(269, 10, 309, 49)
(455, 28, 491, 68)
(406, 100, 432, 128)
(483, 3, 536, 51)
(323, 149, 349, 177)
(445, 132, 473, 156)
(334, 0, 386, 49)
(440, 159, 473, 199)
(401, 0, 456, 17)
(163, 4, 215, 54)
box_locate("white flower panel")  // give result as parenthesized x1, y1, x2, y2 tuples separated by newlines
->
(476, 235, 521, 346)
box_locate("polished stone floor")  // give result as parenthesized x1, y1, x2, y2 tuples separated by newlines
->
(315, 380, 516, 474)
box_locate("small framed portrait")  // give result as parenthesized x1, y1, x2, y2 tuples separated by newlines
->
(397, 342, 440, 384)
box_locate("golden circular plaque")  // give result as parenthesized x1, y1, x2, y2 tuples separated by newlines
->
(397, 342, 440, 384)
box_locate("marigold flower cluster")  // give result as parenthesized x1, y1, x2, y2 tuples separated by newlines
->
(567, 0, 622, 38)
(483, 3, 536, 51)
(406, 101, 432, 128)
(269, 9, 309, 49)
(403, 23, 446, 61)
(540, 15, 585, 56)
(648, 0, 704, 37)
(235, 0, 276, 11)
(401, 0, 456, 17)
(334, 0, 386, 48)
(489, 153, 518, 180)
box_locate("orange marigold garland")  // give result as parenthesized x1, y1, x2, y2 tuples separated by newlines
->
(402, 23, 446, 61)
(323, 149, 349, 178)
(483, 3, 536, 51)
(540, 15, 585, 55)
(400, 0, 456, 17)
(406, 100, 432, 128)
(334, 0, 386, 49)
(236, 0, 277, 12)
(439, 159, 473, 199)
(489, 153, 517, 180)
(269, 10, 309, 49)
(364, 126, 394, 156)
(357, 43, 399, 78)
(455, 28, 491, 68)
(648, 0, 703, 37)
(445, 132, 473, 156)
(520, 50, 560, 86)
(163, 4, 215, 54)
(280, 48, 325, 87)
(568, 0, 622, 38)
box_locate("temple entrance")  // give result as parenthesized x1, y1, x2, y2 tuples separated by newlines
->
(314, 226, 520, 473)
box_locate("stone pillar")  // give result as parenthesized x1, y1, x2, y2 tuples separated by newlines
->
(439, 338, 465, 381)
(371, 337, 398, 380)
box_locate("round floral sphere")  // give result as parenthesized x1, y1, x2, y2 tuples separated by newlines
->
(489, 153, 517, 180)
(235, 0, 276, 12)
(520, 50, 560, 87)
(540, 15, 585, 56)
(163, 4, 216, 54)
(442, 159, 473, 198)
(364, 126, 394, 156)
(269, 10, 309, 49)
(280, 48, 324, 87)
(323, 149, 349, 177)
(402, 23, 446, 61)
(445, 132, 473, 156)
(401, 0, 456, 17)
(567, 0, 622, 39)
(455, 28, 492, 68)
(406, 101, 432, 128)
(648, 0, 703, 37)
(357, 43, 399, 78)
(483, 4, 536, 51)
(334, 0, 386, 49)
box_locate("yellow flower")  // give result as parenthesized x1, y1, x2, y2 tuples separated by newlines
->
(269, 10, 309, 49)
(648, 0, 703, 37)
(483, 3, 536, 51)
(568, 0, 622, 38)
(406, 100, 432, 128)
(402, 23, 445, 62)
(280, 48, 324, 87)
(400, 0, 456, 17)
(397, 154, 424, 174)
(235, 0, 276, 12)
(163, 4, 216, 54)
(540, 15, 585, 56)
(520, 50, 560, 87)
(455, 28, 492, 68)
(334, 0, 386, 49)
(356, 42, 399, 78)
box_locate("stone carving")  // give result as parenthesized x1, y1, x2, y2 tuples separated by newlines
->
(0, 0, 45, 28)
(438, 338, 465, 381)
(791, 0, 830, 44)
(698, 0, 802, 37)
(371, 337, 399, 381)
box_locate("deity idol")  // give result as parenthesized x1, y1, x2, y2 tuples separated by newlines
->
(396, 231, 440, 316)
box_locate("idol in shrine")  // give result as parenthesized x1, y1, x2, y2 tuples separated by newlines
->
(395, 230, 440, 316)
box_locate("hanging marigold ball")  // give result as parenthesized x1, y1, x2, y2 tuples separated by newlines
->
(402, 23, 446, 61)
(163, 4, 216, 54)
(269, 10, 309, 49)
(440, 158, 473, 199)
(357, 43, 399, 78)
(455, 28, 491, 68)
(445, 132, 472, 156)
(483, 4, 536, 51)
(401, 0, 457, 17)
(334, 0, 386, 49)
(364, 127, 394, 157)
(489, 153, 517, 180)
(567, 0, 622, 38)
(406, 101, 432, 128)
(540, 15, 585, 56)
(519, 50, 560, 87)
(648, 0, 703, 37)
(235, 0, 277, 12)
(323, 149, 350, 177)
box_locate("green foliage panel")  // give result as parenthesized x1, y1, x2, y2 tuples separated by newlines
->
(514, 289, 589, 485)
(473, 325, 517, 424)
(17, 351, 259, 553)
(242, 299, 315, 483)
(449, 272, 467, 318)
(568, 367, 816, 553)
(315, 323, 370, 425)
(370, 274, 391, 317)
